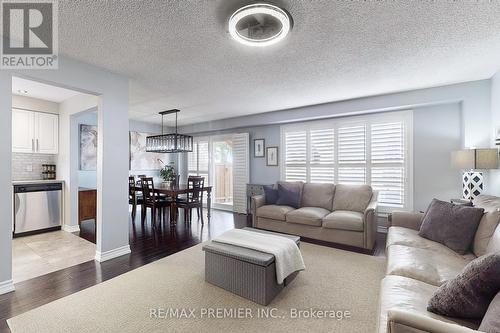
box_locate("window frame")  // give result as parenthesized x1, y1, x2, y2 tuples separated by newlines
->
(280, 110, 414, 212)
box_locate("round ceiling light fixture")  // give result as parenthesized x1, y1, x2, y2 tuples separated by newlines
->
(228, 3, 292, 47)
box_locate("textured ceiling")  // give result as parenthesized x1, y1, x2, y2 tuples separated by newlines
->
(58, 1, 500, 125)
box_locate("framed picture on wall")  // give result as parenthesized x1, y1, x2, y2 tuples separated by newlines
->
(254, 139, 265, 157)
(79, 124, 98, 171)
(266, 147, 278, 166)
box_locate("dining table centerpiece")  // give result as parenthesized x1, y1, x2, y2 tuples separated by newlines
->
(159, 160, 177, 186)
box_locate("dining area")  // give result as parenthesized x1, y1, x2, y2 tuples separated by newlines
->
(128, 175, 213, 227)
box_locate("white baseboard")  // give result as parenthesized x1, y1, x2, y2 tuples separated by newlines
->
(94, 245, 131, 262)
(62, 224, 80, 233)
(0, 280, 15, 295)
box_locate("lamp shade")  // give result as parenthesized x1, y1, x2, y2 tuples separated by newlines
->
(451, 150, 475, 169)
(451, 148, 499, 170)
(475, 149, 499, 169)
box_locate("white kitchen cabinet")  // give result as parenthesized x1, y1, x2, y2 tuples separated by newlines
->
(12, 109, 59, 154)
(12, 109, 36, 153)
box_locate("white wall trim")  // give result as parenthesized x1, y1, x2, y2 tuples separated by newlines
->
(62, 224, 80, 233)
(0, 280, 15, 295)
(94, 245, 131, 262)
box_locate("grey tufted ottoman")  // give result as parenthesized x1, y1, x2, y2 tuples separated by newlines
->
(202, 227, 300, 305)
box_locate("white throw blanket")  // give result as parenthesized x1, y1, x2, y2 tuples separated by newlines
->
(213, 229, 306, 284)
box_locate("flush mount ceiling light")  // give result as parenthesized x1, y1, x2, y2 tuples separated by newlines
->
(228, 3, 292, 47)
(17, 90, 28, 94)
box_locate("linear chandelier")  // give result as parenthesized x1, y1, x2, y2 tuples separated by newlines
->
(146, 109, 193, 153)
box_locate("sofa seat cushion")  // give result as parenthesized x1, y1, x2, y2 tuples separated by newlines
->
(322, 210, 364, 231)
(256, 205, 295, 221)
(386, 245, 470, 286)
(387, 227, 469, 260)
(285, 207, 330, 227)
(378, 275, 478, 333)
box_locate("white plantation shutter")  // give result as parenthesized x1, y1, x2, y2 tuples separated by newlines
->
(281, 111, 412, 211)
(187, 143, 198, 174)
(198, 141, 209, 173)
(188, 139, 210, 204)
(370, 122, 405, 207)
(338, 125, 366, 164)
(232, 133, 249, 214)
(310, 129, 335, 183)
(284, 131, 307, 181)
(188, 140, 209, 177)
(338, 125, 366, 185)
(338, 167, 366, 185)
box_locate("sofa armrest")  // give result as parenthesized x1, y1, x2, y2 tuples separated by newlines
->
(387, 310, 479, 333)
(364, 193, 378, 250)
(251, 195, 265, 227)
(389, 211, 425, 231)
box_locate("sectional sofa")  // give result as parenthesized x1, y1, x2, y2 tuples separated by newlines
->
(251, 182, 378, 251)
(378, 195, 500, 333)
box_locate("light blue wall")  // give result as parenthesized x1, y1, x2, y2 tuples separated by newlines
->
(413, 103, 462, 211)
(73, 112, 165, 188)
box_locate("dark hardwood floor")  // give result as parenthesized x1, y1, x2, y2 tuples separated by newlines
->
(0, 208, 386, 333)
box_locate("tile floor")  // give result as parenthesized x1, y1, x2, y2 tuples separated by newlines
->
(12, 230, 96, 283)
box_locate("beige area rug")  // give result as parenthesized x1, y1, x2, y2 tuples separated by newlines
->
(8, 242, 385, 333)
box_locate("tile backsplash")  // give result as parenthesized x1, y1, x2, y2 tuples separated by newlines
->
(12, 153, 57, 180)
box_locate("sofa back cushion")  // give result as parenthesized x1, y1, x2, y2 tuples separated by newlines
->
(275, 181, 303, 209)
(473, 195, 500, 257)
(300, 183, 335, 210)
(486, 223, 500, 255)
(332, 184, 372, 213)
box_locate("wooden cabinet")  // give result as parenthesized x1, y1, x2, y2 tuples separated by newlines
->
(78, 188, 97, 225)
(12, 109, 59, 154)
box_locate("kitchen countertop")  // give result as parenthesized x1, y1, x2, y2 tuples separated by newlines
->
(79, 187, 96, 191)
(12, 179, 65, 185)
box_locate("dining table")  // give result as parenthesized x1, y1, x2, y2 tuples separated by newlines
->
(134, 183, 213, 220)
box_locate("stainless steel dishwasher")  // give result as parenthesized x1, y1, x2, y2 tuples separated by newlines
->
(13, 183, 62, 236)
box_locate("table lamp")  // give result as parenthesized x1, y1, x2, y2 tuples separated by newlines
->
(451, 148, 499, 200)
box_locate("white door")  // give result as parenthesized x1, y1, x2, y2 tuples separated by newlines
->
(35, 112, 58, 154)
(12, 109, 35, 153)
(212, 136, 234, 211)
(232, 133, 249, 214)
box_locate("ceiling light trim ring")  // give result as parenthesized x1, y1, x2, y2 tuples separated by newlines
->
(229, 3, 291, 47)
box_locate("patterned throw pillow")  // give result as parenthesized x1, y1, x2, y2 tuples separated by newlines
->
(427, 252, 500, 319)
(419, 198, 484, 254)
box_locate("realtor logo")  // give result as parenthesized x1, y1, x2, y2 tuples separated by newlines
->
(1, 0, 58, 69)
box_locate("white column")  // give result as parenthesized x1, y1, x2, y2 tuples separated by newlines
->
(0, 73, 14, 294)
(95, 92, 131, 262)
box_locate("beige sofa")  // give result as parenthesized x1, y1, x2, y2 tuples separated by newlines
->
(378, 195, 500, 333)
(251, 182, 378, 251)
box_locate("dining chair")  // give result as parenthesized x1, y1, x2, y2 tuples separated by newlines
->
(141, 177, 173, 226)
(176, 176, 204, 224)
(136, 175, 147, 186)
(129, 176, 144, 220)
